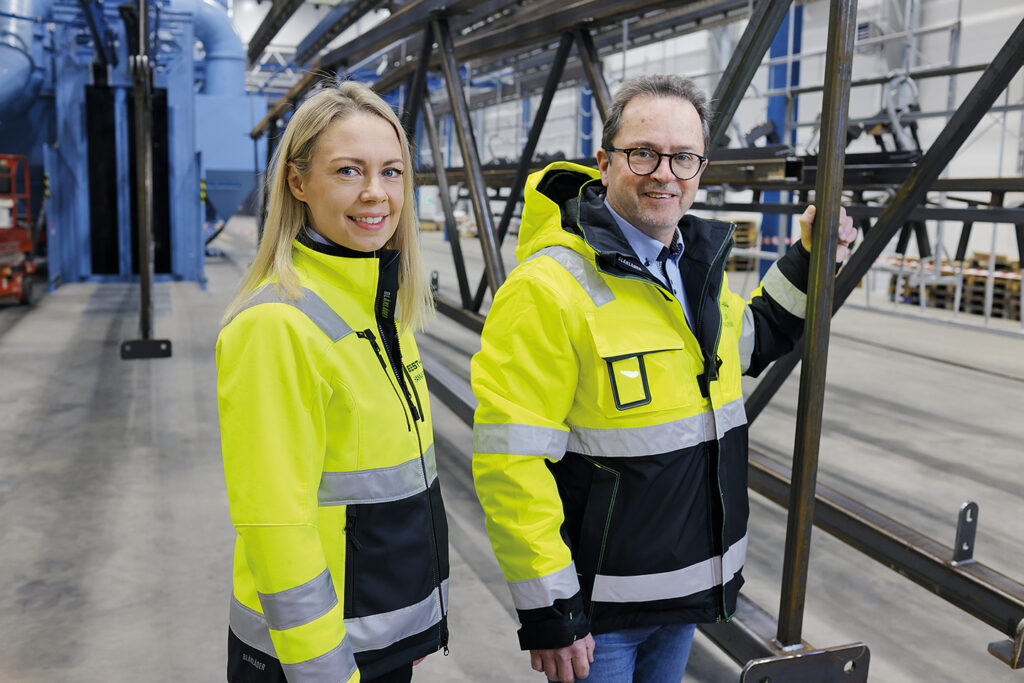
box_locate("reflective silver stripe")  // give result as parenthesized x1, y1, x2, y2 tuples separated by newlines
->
(473, 423, 569, 460)
(258, 568, 338, 632)
(319, 446, 437, 506)
(230, 597, 277, 656)
(527, 246, 615, 307)
(507, 562, 580, 610)
(591, 534, 748, 604)
(236, 285, 355, 342)
(281, 635, 358, 683)
(345, 578, 449, 653)
(760, 262, 807, 319)
(738, 305, 756, 374)
(566, 398, 747, 457)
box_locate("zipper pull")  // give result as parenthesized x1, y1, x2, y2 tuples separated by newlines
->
(357, 330, 388, 370)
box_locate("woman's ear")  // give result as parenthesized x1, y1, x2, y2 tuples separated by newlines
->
(286, 163, 306, 202)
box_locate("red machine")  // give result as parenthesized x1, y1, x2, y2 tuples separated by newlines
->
(0, 154, 35, 305)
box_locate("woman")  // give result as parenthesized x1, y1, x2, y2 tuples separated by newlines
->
(217, 82, 448, 683)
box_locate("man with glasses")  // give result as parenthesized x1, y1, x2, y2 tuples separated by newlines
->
(471, 75, 855, 683)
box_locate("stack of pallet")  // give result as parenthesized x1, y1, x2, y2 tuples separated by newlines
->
(727, 220, 758, 271)
(886, 253, 1021, 320)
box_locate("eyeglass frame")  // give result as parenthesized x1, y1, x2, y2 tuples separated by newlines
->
(605, 146, 708, 181)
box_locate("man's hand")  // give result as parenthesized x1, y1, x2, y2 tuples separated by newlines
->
(530, 633, 596, 682)
(798, 205, 858, 261)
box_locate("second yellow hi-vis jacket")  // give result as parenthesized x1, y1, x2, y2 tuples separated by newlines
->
(471, 162, 811, 649)
(217, 233, 449, 682)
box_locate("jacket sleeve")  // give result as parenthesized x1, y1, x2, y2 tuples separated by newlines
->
(217, 305, 358, 683)
(471, 271, 591, 651)
(738, 242, 814, 377)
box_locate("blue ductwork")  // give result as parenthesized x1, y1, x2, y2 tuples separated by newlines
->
(171, 0, 245, 95)
(0, 0, 53, 118)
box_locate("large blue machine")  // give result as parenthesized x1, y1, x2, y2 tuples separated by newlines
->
(0, 0, 264, 287)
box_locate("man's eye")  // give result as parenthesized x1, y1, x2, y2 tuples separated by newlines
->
(633, 149, 657, 159)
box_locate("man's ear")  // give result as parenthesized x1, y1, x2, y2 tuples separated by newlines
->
(286, 163, 306, 202)
(596, 148, 610, 187)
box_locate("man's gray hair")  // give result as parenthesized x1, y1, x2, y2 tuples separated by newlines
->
(601, 75, 712, 152)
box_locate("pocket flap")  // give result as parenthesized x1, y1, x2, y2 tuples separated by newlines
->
(585, 311, 685, 359)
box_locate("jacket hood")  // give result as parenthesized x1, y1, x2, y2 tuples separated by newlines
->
(517, 161, 735, 269)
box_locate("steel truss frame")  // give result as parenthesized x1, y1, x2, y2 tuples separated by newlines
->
(247, 0, 1024, 675)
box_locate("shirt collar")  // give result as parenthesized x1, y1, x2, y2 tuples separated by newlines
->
(604, 199, 684, 267)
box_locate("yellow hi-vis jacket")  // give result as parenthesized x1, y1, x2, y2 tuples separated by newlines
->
(472, 162, 811, 649)
(217, 233, 449, 682)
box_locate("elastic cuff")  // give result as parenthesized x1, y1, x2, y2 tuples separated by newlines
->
(515, 592, 590, 650)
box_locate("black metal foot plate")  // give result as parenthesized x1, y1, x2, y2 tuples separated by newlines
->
(741, 642, 870, 682)
(120, 338, 172, 359)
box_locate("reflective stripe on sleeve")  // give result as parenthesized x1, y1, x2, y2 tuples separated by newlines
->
(258, 568, 338, 632)
(345, 578, 449, 653)
(280, 635, 358, 683)
(527, 246, 615, 307)
(235, 285, 355, 342)
(507, 562, 580, 610)
(473, 423, 569, 460)
(760, 262, 807, 319)
(738, 305, 756, 373)
(566, 399, 747, 457)
(591, 534, 748, 604)
(319, 446, 437, 506)
(230, 597, 278, 656)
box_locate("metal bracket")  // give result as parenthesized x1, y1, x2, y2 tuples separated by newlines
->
(988, 619, 1024, 669)
(740, 642, 870, 682)
(120, 339, 172, 359)
(952, 501, 978, 566)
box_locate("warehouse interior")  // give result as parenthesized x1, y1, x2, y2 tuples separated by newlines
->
(1, 0, 1023, 681)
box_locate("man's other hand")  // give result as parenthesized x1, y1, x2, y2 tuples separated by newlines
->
(530, 633, 596, 682)
(798, 205, 858, 261)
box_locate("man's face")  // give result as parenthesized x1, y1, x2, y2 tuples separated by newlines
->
(596, 95, 706, 246)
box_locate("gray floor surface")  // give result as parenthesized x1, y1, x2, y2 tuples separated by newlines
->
(0, 216, 1021, 682)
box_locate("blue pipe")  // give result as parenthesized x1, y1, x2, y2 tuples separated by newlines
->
(169, 0, 245, 95)
(0, 0, 53, 118)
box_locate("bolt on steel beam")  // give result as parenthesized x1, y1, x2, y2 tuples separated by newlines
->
(744, 13, 1024, 425)
(776, 0, 858, 647)
(432, 13, 507, 297)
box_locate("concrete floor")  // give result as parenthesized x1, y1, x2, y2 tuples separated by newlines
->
(0, 216, 1021, 682)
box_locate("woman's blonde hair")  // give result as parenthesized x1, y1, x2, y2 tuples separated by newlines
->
(222, 80, 433, 331)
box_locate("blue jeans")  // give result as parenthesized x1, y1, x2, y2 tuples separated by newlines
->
(549, 623, 696, 682)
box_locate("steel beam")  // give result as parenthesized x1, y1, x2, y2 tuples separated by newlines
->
(247, 0, 306, 66)
(572, 24, 612, 119)
(433, 13, 507, 297)
(293, 0, 386, 67)
(707, 0, 793, 153)
(401, 25, 435, 141)
(688, 202, 1024, 224)
(422, 100, 473, 308)
(469, 31, 575, 311)
(744, 14, 1024, 425)
(776, 0, 857, 647)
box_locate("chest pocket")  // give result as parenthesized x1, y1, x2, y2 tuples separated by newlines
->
(585, 311, 696, 416)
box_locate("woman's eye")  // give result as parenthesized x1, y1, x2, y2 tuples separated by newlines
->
(383, 167, 404, 178)
(338, 167, 359, 176)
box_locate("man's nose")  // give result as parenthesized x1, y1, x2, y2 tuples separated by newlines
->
(650, 155, 676, 182)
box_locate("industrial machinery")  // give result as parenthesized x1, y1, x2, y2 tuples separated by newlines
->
(0, 154, 35, 305)
(0, 0, 265, 289)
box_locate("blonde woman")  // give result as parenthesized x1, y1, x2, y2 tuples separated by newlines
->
(217, 82, 447, 683)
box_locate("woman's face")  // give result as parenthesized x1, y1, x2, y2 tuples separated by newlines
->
(288, 113, 406, 252)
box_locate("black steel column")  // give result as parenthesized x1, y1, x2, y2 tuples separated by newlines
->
(121, 0, 170, 359)
(776, 0, 857, 647)
(422, 99, 473, 308)
(707, 0, 793, 153)
(745, 14, 1024, 424)
(401, 25, 435, 141)
(432, 13, 506, 296)
(573, 24, 612, 120)
(470, 31, 575, 311)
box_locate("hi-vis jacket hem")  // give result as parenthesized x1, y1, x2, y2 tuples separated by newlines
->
(471, 162, 810, 648)
(218, 235, 449, 681)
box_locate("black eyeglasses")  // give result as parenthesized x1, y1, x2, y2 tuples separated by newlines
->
(606, 147, 708, 181)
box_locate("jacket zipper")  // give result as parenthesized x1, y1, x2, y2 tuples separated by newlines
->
(376, 320, 421, 422)
(356, 329, 411, 431)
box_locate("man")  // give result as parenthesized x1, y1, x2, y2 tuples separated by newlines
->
(471, 75, 855, 682)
